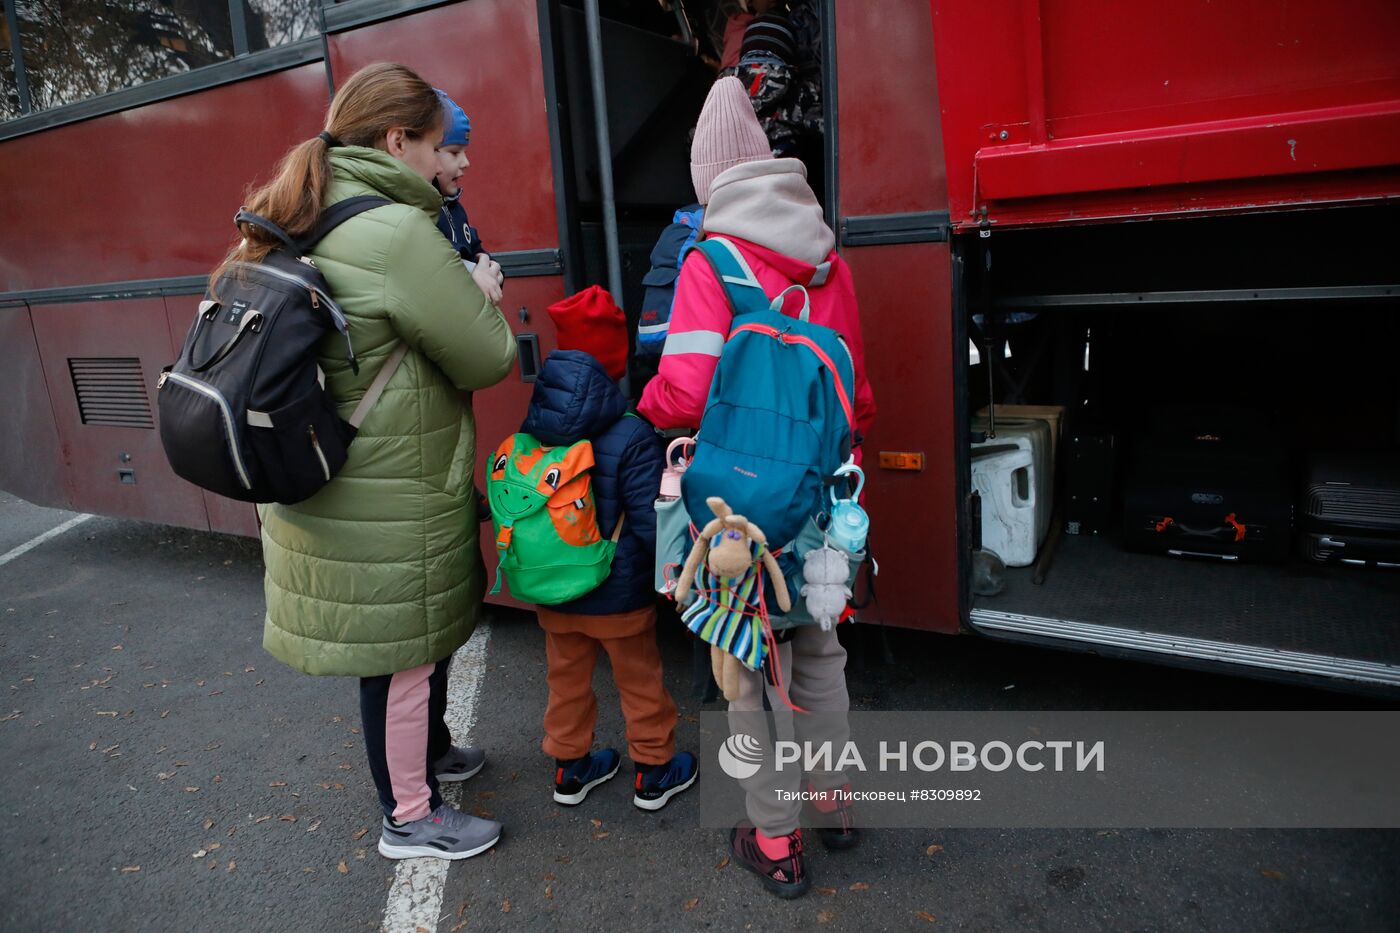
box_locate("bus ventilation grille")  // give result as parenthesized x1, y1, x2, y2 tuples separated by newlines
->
(68, 357, 155, 429)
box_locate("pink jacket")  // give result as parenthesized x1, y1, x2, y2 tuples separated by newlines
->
(638, 160, 876, 440)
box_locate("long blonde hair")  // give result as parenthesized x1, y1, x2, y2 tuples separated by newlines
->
(209, 62, 442, 291)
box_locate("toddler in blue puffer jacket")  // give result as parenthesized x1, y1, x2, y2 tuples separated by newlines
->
(520, 349, 698, 810)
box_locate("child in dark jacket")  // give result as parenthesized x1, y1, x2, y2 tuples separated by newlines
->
(520, 349, 698, 810)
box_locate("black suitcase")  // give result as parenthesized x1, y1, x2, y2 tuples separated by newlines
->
(1064, 429, 1115, 536)
(1121, 409, 1293, 562)
(1300, 452, 1400, 568)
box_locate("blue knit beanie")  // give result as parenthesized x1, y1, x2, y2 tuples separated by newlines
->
(434, 89, 471, 147)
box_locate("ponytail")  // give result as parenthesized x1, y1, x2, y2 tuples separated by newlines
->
(209, 63, 441, 295)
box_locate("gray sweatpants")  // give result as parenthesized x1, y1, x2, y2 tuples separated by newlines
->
(726, 624, 851, 836)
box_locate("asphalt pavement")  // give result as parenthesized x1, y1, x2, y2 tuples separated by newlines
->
(1, 491, 1396, 932)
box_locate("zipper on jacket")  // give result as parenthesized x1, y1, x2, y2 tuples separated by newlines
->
(307, 426, 331, 482)
(162, 372, 253, 490)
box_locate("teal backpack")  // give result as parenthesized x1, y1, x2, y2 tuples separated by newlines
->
(680, 236, 858, 549)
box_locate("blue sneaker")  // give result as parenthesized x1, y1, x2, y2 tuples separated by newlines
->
(553, 749, 621, 806)
(633, 752, 698, 811)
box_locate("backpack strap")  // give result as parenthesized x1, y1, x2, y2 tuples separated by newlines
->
(694, 237, 770, 318)
(299, 196, 392, 253)
(347, 343, 408, 428)
(232, 196, 390, 258)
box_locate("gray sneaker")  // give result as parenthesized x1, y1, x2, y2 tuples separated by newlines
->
(377, 804, 501, 860)
(433, 745, 486, 782)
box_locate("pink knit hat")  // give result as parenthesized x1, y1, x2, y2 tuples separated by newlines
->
(690, 76, 773, 204)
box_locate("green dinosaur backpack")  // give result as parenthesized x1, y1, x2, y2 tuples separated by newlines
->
(486, 433, 623, 605)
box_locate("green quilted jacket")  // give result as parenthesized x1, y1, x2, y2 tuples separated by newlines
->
(260, 147, 516, 677)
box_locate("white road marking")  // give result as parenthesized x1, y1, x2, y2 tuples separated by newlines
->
(380, 622, 493, 933)
(0, 514, 92, 568)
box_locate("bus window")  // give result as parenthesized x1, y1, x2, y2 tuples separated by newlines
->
(242, 0, 320, 51)
(12, 0, 237, 111)
(1, 34, 18, 119)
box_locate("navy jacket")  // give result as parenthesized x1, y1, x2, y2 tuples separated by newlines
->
(436, 193, 486, 260)
(521, 351, 663, 615)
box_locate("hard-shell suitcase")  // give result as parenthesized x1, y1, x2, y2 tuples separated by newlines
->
(1121, 409, 1293, 562)
(1300, 452, 1400, 568)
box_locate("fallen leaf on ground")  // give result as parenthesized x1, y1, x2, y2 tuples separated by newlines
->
(449, 924, 467, 933)
(926, 844, 944, 856)
(352, 828, 368, 841)
(208, 860, 218, 870)
(338, 763, 352, 771)
(543, 872, 556, 881)
(814, 886, 836, 896)
(593, 832, 610, 840)
(545, 886, 554, 900)
(101, 743, 119, 753)
(203, 819, 214, 830)
(96, 711, 117, 717)
(716, 856, 730, 870)
(355, 849, 367, 860)
(818, 911, 835, 923)
(120, 866, 140, 874)
(255, 680, 264, 686)
(160, 710, 170, 718)
(337, 861, 348, 874)
(253, 815, 272, 824)
(590, 818, 603, 828)
(684, 898, 699, 911)
(1261, 869, 1285, 880)
(207, 690, 223, 696)
(501, 899, 511, 913)
(191, 849, 208, 858)
(196, 680, 205, 687)
(268, 781, 287, 787)
(244, 666, 255, 673)
(88, 742, 97, 751)
(184, 787, 199, 793)
(914, 911, 937, 923)
(158, 772, 175, 781)
(112, 645, 123, 651)
(307, 821, 321, 833)
(226, 861, 236, 873)
(850, 882, 871, 891)
(279, 815, 296, 823)
(207, 843, 221, 851)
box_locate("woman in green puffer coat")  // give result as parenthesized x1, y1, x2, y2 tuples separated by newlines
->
(219, 63, 515, 861)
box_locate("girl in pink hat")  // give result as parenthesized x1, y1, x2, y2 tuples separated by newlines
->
(638, 75, 876, 899)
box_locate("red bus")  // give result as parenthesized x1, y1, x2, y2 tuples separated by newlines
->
(2, 0, 1397, 691)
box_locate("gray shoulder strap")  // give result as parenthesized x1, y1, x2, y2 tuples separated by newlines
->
(348, 344, 408, 428)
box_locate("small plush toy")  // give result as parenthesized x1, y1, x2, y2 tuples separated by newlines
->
(676, 497, 792, 701)
(800, 545, 852, 631)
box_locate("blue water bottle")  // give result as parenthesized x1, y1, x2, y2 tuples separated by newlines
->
(827, 463, 869, 554)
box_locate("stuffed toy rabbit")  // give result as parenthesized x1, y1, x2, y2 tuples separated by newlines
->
(676, 497, 792, 700)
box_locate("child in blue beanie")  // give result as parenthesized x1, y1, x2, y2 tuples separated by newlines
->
(433, 89, 503, 304)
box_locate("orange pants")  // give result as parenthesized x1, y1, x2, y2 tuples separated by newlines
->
(537, 605, 678, 766)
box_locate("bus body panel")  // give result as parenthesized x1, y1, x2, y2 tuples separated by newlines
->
(0, 64, 330, 292)
(929, 0, 1400, 230)
(835, 0, 959, 632)
(834, 0, 948, 215)
(842, 242, 960, 633)
(0, 305, 71, 512)
(31, 298, 209, 528)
